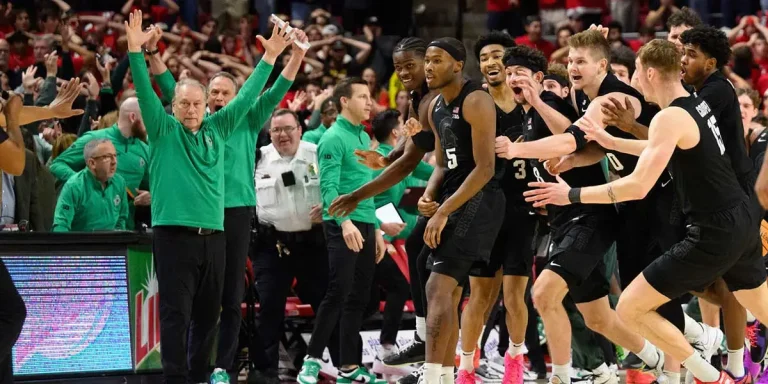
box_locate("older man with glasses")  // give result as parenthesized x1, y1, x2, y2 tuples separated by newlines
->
(249, 108, 331, 384)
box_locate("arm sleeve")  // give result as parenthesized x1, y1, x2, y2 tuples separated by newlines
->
(412, 160, 434, 181)
(564, 125, 588, 152)
(49, 134, 91, 184)
(318, 136, 346, 225)
(155, 70, 177, 103)
(128, 52, 175, 141)
(207, 60, 274, 140)
(35, 77, 58, 106)
(51, 182, 77, 232)
(306, 108, 322, 130)
(247, 74, 293, 130)
(412, 130, 436, 152)
(99, 88, 118, 115)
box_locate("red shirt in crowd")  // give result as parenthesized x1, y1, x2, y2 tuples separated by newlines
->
(130, 5, 168, 23)
(539, 0, 565, 10)
(515, 35, 556, 60)
(487, 0, 513, 12)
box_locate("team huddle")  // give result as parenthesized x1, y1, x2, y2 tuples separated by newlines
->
(300, 13, 768, 384)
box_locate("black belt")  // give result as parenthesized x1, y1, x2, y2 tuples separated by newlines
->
(171, 226, 221, 235)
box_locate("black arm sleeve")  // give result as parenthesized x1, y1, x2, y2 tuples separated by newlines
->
(564, 124, 587, 152)
(411, 130, 436, 152)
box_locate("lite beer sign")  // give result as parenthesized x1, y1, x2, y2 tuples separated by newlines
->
(134, 263, 161, 366)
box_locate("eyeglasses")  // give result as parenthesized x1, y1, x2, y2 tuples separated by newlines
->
(269, 125, 299, 134)
(92, 153, 117, 162)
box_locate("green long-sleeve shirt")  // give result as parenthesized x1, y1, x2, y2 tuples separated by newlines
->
(128, 52, 274, 230)
(52, 169, 129, 232)
(154, 70, 293, 208)
(372, 142, 433, 240)
(318, 115, 377, 226)
(302, 124, 328, 144)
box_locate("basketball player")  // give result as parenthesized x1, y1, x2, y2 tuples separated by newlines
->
(418, 37, 505, 384)
(525, 38, 768, 384)
(455, 31, 532, 384)
(496, 43, 666, 384)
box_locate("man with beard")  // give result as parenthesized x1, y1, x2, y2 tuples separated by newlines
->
(49, 97, 150, 229)
(417, 37, 504, 384)
(145, 24, 307, 384)
(327, 37, 443, 383)
(456, 31, 532, 384)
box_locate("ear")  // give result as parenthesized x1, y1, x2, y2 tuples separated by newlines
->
(599, 57, 609, 73)
(706, 57, 717, 72)
(563, 86, 570, 97)
(533, 71, 544, 84)
(455, 60, 464, 74)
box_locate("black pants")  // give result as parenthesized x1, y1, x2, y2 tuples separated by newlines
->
(0, 258, 26, 384)
(308, 221, 377, 366)
(153, 226, 226, 384)
(405, 217, 428, 318)
(370, 254, 410, 345)
(251, 224, 334, 371)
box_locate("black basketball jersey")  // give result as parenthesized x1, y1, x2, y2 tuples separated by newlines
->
(668, 96, 746, 215)
(750, 128, 768, 168)
(575, 74, 657, 178)
(497, 103, 530, 211)
(695, 71, 755, 190)
(523, 91, 607, 221)
(432, 80, 503, 198)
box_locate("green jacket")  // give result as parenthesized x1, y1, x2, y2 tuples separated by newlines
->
(318, 115, 377, 226)
(52, 169, 129, 232)
(128, 53, 274, 230)
(372, 142, 433, 240)
(302, 124, 328, 144)
(154, 70, 293, 208)
(49, 124, 149, 228)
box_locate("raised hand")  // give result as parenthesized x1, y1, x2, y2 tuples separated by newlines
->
(83, 72, 100, 99)
(21, 66, 38, 93)
(45, 52, 59, 78)
(403, 117, 423, 137)
(146, 24, 163, 50)
(124, 9, 151, 52)
(354, 149, 390, 170)
(287, 91, 307, 112)
(291, 29, 309, 55)
(257, 22, 295, 64)
(48, 78, 85, 118)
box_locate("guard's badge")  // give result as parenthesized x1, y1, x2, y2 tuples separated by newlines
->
(307, 163, 318, 177)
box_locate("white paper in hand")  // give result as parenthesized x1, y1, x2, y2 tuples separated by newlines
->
(375, 203, 404, 224)
(270, 15, 310, 51)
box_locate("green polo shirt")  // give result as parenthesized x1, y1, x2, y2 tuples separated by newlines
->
(52, 169, 128, 232)
(372, 142, 433, 241)
(302, 124, 328, 144)
(318, 115, 377, 226)
(128, 52, 274, 230)
(49, 124, 149, 228)
(154, 69, 293, 208)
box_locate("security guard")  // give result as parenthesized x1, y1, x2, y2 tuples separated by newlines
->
(49, 97, 150, 228)
(52, 139, 129, 232)
(250, 109, 330, 383)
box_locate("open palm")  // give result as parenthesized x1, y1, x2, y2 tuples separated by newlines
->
(124, 9, 151, 52)
(257, 22, 295, 59)
(48, 78, 85, 118)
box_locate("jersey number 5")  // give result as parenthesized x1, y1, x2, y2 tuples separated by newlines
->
(446, 148, 458, 169)
(513, 160, 526, 179)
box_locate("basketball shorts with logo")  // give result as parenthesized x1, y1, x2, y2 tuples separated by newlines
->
(428, 187, 506, 284)
(545, 206, 618, 303)
(644, 200, 767, 299)
(471, 208, 538, 278)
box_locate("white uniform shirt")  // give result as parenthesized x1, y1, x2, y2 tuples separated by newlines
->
(255, 141, 321, 232)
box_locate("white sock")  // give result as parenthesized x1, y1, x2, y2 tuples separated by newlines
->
(636, 340, 662, 368)
(726, 348, 745, 377)
(460, 349, 475, 371)
(747, 311, 756, 323)
(416, 317, 427, 341)
(441, 367, 455, 384)
(682, 352, 720, 382)
(425, 363, 443, 384)
(552, 362, 572, 383)
(684, 314, 705, 344)
(508, 342, 524, 357)
(664, 370, 681, 384)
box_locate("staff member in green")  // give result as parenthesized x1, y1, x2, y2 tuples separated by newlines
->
(302, 98, 338, 144)
(144, 23, 308, 384)
(52, 139, 129, 231)
(49, 97, 149, 229)
(297, 77, 387, 384)
(123, 10, 295, 384)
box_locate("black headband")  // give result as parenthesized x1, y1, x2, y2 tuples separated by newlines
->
(503, 55, 544, 74)
(427, 40, 465, 62)
(543, 74, 569, 87)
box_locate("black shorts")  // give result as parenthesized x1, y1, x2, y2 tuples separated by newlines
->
(644, 200, 767, 299)
(430, 188, 506, 283)
(426, 253, 473, 286)
(471, 210, 538, 278)
(545, 207, 617, 303)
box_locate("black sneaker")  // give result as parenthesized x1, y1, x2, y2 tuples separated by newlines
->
(397, 365, 424, 384)
(247, 368, 280, 384)
(621, 352, 644, 369)
(384, 336, 426, 366)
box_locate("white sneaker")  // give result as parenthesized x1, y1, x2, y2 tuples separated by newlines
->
(590, 364, 619, 384)
(685, 324, 724, 384)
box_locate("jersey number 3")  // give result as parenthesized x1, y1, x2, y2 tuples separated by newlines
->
(513, 159, 526, 179)
(446, 148, 458, 169)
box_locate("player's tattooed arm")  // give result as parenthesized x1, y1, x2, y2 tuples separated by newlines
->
(607, 186, 617, 205)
